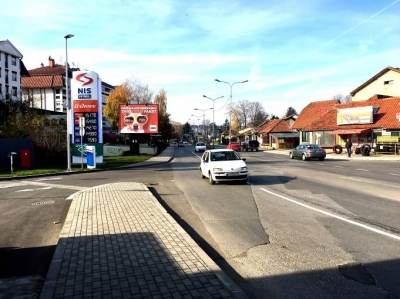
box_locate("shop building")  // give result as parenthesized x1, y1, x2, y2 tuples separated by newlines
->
(293, 96, 400, 152)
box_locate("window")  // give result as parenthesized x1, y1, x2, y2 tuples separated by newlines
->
(12, 71, 17, 81)
(302, 131, 310, 142)
(11, 56, 17, 66)
(384, 80, 394, 85)
(12, 86, 17, 97)
(5, 54, 8, 68)
(0, 67, 1, 78)
(56, 89, 60, 94)
(0, 83, 2, 95)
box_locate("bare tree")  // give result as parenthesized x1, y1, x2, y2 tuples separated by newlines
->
(127, 79, 153, 104)
(248, 102, 268, 126)
(332, 94, 352, 104)
(231, 100, 267, 128)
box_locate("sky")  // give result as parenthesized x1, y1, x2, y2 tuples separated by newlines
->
(1, 0, 400, 125)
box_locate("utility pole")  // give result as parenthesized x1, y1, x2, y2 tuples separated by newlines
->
(194, 108, 213, 142)
(64, 34, 74, 172)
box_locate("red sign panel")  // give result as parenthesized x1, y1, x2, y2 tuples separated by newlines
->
(119, 104, 159, 134)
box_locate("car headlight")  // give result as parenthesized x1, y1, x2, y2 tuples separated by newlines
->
(241, 167, 248, 171)
(213, 168, 223, 172)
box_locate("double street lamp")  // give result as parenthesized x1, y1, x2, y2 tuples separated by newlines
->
(202, 95, 224, 144)
(64, 34, 74, 172)
(214, 79, 248, 140)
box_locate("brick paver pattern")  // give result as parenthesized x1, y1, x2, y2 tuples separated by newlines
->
(41, 182, 233, 299)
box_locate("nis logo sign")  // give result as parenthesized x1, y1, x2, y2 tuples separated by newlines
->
(76, 73, 94, 99)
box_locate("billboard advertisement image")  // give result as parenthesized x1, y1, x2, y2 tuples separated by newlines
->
(337, 106, 373, 125)
(119, 104, 159, 134)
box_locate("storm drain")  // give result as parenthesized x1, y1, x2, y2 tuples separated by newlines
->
(31, 200, 55, 206)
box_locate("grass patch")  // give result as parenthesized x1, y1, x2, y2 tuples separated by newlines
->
(0, 155, 152, 178)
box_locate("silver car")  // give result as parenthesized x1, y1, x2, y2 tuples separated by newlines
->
(289, 144, 326, 161)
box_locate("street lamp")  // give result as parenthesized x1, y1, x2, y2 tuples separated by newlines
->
(203, 95, 224, 144)
(64, 34, 74, 172)
(214, 79, 248, 140)
(194, 108, 213, 141)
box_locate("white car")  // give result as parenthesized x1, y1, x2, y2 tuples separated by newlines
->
(200, 149, 248, 184)
(195, 142, 207, 152)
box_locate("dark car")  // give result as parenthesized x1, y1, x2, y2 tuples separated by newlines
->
(241, 140, 260, 152)
(289, 144, 326, 161)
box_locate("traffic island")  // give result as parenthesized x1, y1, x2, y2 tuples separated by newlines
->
(40, 182, 244, 298)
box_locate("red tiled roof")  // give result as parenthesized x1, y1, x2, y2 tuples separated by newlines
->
(271, 119, 292, 132)
(294, 97, 400, 131)
(292, 100, 337, 130)
(257, 118, 294, 133)
(21, 75, 64, 88)
(28, 65, 66, 76)
(257, 119, 279, 133)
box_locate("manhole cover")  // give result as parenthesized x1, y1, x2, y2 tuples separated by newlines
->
(31, 200, 55, 206)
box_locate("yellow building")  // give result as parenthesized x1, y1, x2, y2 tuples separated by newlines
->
(351, 67, 400, 101)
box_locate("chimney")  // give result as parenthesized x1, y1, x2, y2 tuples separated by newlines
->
(48, 56, 55, 67)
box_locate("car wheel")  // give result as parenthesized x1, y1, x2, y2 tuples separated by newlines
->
(201, 169, 205, 179)
(319, 157, 325, 161)
(208, 172, 215, 185)
(289, 152, 294, 159)
(242, 177, 248, 184)
(302, 153, 307, 161)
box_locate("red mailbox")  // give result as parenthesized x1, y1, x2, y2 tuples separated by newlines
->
(20, 149, 32, 169)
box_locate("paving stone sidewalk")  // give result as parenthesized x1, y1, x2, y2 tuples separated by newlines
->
(40, 182, 243, 299)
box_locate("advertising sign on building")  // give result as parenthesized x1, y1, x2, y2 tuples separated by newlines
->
(71, 71, 103, 163)
(118, 104, 159, 134)
(337, 106, 373, 125)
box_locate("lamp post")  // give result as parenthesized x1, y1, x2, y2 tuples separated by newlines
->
(194, 108, 213, 141)
(214, 79, 248, 140)
(191, 114, 202, 142)
(64, 34, 74, 172)
(203, 95, 224, 144)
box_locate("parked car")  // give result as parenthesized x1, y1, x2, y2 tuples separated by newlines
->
(200, 149, 248, 184)
(241, 140, 260, 152)
(195, 142, 207, 152)
(289, 144, 326, 161)
(226, 142, 241, 152)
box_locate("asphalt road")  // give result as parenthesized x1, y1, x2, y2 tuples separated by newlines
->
(0, 146, 399, 298)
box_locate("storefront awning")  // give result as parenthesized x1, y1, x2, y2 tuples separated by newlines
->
(334, 128, 370, 135)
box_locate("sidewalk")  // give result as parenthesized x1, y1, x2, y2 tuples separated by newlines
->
(121, 146, 175, 168)
(264, 149, 400, 161)
(40, 182, 244, 299)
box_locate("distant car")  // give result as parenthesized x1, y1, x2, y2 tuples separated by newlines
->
(200, 149, 248, 184)
(182, 141, 188, 144)
(226, 142, 241, 152)
(289, 144, 326, 161)
(195, 142, 207, 152)
(241, 140, 260, 152)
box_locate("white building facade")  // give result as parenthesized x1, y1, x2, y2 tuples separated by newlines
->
(0, 40, 23, 102)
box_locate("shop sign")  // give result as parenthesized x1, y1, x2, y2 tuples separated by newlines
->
(337, 106, 373, 125)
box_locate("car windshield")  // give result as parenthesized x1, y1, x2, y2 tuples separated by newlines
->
(196, 143, 205, 146)
(306, 145, 320, 150)
(210, 151, 240, 161)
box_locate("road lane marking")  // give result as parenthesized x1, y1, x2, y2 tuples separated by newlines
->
(390, 173, 400, 176)
(0, 182, 25, 189)
(36, 177, 62, 181)
(21, 180, 85, 191)
(356, 168, 369, 172)
(318, 163, 326, 166)
(333, 165, 344, 168)
(191, 151, 202, 159)
(260, 187, 400, 241)
(15, 186, 53, 193)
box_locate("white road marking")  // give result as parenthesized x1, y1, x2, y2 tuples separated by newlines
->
(0, 182, 25, 189)
(36, 177, 62, 181)
(390, 173, 400, 176)
(356, 168, 369, 172)
(66, 193, 75, 200)
(333, 165, 344, 168)
(318, 163, 326, 166)
(15, 186, 53, 193)
(21, 180, 86, 191)
(191, 151, 202, 159)
(260, 187, 400, 241)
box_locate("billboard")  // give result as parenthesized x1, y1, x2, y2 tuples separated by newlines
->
(71, 71, 103, 163)
(337, 106, 373, 125)
(119, 104, 159, 134)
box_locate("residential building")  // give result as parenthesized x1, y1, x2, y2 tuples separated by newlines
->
(351, 67, 400, 101)
(22, 57, 114, 113)
(293, 96, 400, 149)
(257, 116, 299, 149)
(0, 40, 24, 101)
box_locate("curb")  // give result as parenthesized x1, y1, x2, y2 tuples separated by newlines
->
(0, 147, 175, 181)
